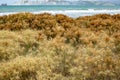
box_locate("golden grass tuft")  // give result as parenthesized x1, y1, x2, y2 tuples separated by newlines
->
(0, 13, 120, 80)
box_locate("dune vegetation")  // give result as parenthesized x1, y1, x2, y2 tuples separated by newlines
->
(0, 13, 120, 80)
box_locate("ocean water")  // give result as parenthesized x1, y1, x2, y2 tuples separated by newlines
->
(0, 5, 120, 17)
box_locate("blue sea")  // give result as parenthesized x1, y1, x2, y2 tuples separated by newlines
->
(0, 5, 120, 17)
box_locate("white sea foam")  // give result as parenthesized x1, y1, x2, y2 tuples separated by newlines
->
(0, 12, 18, 16)
(0, 9, 120, 17)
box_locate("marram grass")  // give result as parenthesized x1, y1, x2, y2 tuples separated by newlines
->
(0, 13, 120, 80)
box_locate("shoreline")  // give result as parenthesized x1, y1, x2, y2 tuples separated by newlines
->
(0, 9, 120, 17)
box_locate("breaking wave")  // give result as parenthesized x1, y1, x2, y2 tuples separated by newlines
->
(0, 9, 120, 17)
